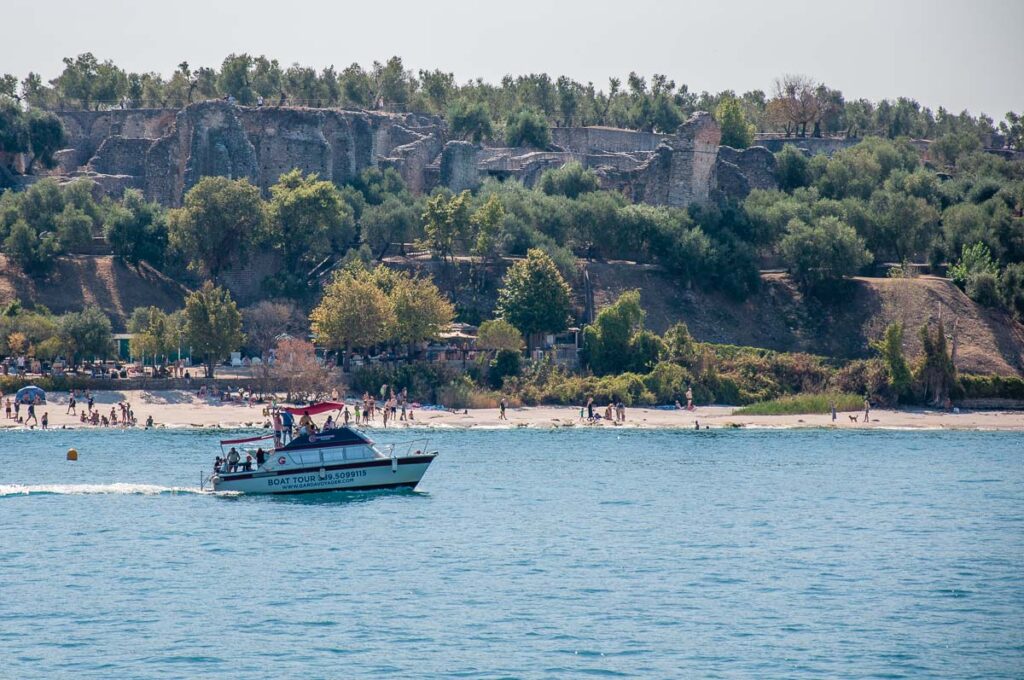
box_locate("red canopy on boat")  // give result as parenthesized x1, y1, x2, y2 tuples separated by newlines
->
(282, 402, 345, 416)
(219, 433, 277, 445)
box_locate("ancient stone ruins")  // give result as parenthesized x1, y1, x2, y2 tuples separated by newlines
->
(42, 101, 783, 207)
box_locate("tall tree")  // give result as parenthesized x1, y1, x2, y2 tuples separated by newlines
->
(183, 282, 244, 378)
(309, 268, 396, 370)
(495, 248, 572, 349)
(167, 176, 267, 281)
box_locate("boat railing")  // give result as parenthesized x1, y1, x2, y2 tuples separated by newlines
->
(375, 438, 431, 459)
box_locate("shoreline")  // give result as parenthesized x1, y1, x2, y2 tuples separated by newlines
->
(2, 390, 1022, 432)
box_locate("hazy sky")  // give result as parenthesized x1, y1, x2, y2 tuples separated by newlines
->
(4, 0, 1021, 118)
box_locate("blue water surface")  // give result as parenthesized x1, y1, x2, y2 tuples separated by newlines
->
(0, 427, 1022, 678)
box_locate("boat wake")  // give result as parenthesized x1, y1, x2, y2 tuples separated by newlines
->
(0, 483, 234, 497)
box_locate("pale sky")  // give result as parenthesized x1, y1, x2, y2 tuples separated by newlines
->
(4, 0, 1021, 118)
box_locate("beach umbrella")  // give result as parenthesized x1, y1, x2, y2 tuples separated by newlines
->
(15, 385, 46, 404)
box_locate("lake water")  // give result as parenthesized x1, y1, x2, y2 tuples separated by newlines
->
(1, 427, 1022, 678)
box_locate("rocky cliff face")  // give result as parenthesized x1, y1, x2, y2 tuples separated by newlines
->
(48, 103, 777, 209)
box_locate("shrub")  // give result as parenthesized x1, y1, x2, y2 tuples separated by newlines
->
(966, 271, 1001, 307)
(734, 392, 864, 415)
(958, 374, 1024, 401)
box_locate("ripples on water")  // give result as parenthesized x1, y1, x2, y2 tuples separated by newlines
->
(0, 427, 1022, 678)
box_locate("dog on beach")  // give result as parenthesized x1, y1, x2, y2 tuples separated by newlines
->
(849, 414, 859, 422)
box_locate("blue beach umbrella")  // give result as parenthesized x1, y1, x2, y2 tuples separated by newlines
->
(15, 385, 46, 404)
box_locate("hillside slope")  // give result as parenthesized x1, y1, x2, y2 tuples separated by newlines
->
(0, 255, 190, 331)
(588, 263, 1024, 377)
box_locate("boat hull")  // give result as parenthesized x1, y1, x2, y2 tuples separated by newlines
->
(211, 455, 435, 495)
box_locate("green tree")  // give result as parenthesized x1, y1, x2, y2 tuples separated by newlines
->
(268, 169, 355, 276)
(470, 194, 505, 259)
(779, 217, 872, 291)
(476, 318, 524, 353)
(716, 96, 755, 149)
(537, 161, 600, 199)
(218, 54, 255, 104)
(448, 99, 493, 144)
(3, 220, 60, 277)
(916, 320, 956, 406)
(866, 189, 938, 262)
(183, 282, 244, 378)
(870, 322, 912, 401)
(54, 205, 93, 251)
(582, 290, 646, 375)
(505, 109, 551, 148)
(127, 306, 173, 363)
(421, 190, 471, 262)
(361, 196, 416, 260)
(389, 271, 455, 355)
(104, 189, 168, 268)
(59, 305, 113, 365)
(495, 248, 572, 349)
(949, 242, 999, 289)
(774, 144, 810, 192)
(168, 176, 268, 281)
(310, 268, 396, 370)
(25, 110, 66, 170)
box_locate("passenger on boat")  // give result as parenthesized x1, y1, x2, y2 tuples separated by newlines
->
(243, 454, 253, 471)
(280, 411, 294, 443)
(226, 447, 241, 472)
(323, 415, 334, 430)
(214, 456, 223, 473)
(255, 448, 266, 467)
(299, 409, 314, 432)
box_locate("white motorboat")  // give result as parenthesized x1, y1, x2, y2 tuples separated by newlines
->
(205, 403, 436, 495)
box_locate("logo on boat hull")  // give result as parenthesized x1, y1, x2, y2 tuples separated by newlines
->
(278, 456, 287, 465)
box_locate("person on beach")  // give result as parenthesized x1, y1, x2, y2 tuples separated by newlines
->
(14, 400, 20, 419)
(499, 397, 507, 420)
(67, 392, 76, 415)
(41, 412, 48, 429)
(617, 401, 626, 422)
(5, 398, 11, 419)
(382, 407, 389, 428)
(87, 393, 94, 412)
(863, 398, 871, 424)
(343, 407, 350, 426)
(831, 402, 837, 422)
(145, 415, 154, 429)
(400, 400, 407, 421)
(353, 402, 361, 424)
(26, 402, 37, 427)
(586, 397, 594, 422)
(686, 386, 694, 411)
(605, 403, 614, 421)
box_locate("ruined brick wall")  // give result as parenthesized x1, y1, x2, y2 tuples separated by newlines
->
(551, 127, 667, 154)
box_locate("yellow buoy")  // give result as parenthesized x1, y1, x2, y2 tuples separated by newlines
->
(67, 448, 78, 461)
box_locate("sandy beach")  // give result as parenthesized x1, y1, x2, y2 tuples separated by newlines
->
(2, 390, 1023, 432)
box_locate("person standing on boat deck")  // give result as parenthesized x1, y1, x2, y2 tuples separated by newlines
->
(298, 410, 315, 434)
(272, 411, 283, 445)
(281, 410, 294, 443)
(226, 447, 241, 472)
(343, 407, 350, 426)
(256, 448, 266, 467)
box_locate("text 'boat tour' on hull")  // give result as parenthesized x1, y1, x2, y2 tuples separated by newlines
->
(204, 401, 437, 495)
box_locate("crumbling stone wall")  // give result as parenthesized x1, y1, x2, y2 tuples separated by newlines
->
(551, 127, 666, 154)
(440, 141, 480, 193)
(48, 105, 778, 211)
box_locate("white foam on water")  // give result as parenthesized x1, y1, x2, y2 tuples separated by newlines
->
(0, 483, 231, 497)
